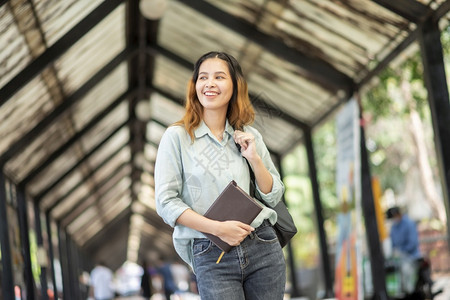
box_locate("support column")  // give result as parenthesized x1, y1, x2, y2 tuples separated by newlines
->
(17, 187, 35, 300)
(418, 19, 450, 243)
(46, 211, 59, 300)
(68, 238, 81, 300)
(0, 173, 14, 299)
(34, 202, 48, 300)
(304, 128, 334, 298)
(359, 121, 389, 300)
(58, 226, 70, 300)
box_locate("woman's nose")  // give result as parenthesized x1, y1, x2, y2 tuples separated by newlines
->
(206, 80, 216, 88)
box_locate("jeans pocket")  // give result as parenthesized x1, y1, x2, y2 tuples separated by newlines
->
(255, 225, 278, 244)
(193, 239, 213, 257)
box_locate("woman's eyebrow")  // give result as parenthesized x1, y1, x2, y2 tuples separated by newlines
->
(199, 71, 227, 75)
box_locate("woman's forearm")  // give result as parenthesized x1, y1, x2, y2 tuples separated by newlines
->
(248, 155, 273, 194)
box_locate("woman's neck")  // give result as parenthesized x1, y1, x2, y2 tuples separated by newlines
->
(203, 110, 227, 141)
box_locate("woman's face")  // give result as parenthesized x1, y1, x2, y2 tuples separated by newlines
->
(196, 58, 233, 114)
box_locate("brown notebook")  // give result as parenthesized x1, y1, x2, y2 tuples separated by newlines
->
(202, 180, 263, 253)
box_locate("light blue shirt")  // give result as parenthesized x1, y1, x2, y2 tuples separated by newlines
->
(154, 120, 284, 268)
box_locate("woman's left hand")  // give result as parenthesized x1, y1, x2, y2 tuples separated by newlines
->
(234, 130, 258, 161)
(234, 130, 274, 194)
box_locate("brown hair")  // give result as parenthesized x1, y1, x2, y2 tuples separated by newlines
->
(175, 51, 255, 140)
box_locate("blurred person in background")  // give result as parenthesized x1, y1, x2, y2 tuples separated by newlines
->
(89, 261, 114, 300)
(386, 206, 421, 259)
(156, 258, 179, 300)
(140, 260, 153, 300)
(386, 206, 421, 294)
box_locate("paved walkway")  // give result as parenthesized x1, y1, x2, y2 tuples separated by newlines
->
(115, 293, 200, 300)
(433, 274, 450, 300)
(116, 274, 450, 300)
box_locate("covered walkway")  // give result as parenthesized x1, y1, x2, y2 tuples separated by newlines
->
(1, 0, 450, 299)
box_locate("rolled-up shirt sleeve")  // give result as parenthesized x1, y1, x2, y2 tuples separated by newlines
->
(154, 127, 191, 227)
(249, 127, 285, 207)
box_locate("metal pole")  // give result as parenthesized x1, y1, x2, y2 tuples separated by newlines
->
(359, 119, 389, 300)
(0, 172, 15, 299)
(16, 187, 36, 300)
(34, 202, 49, 300)
(46, 211, 59, 300)
(419, 18, 450, 247)
(57, 226, 70, 300)
(304, 128, 334, 298)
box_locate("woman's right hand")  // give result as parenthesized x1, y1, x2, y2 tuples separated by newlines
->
(176, 209, 254, 245)
(215, 220, 255, 246)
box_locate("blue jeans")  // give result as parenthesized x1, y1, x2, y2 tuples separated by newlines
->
(193, 221, 286, 299)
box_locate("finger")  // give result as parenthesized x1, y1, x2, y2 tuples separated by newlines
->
(233, 130, 243, 139)
(234, 131, 250, 141)
(234, 137, 247, 149)
(240, 135, 254, 144)
(238, 223, 255, 232)
(235, 134, 250, 144)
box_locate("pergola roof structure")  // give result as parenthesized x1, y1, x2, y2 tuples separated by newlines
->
(1, 0, 449, 272)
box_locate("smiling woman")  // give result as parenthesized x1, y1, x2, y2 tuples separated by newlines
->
(179, 52, 255, 140)
(154, 51, 287, 299)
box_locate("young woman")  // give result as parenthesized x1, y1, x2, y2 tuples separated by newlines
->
(155, 51, 286, 299)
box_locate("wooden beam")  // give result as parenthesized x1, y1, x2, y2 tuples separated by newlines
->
(148, 45, 311, 133)
(0, 47, 136, 168)
(372, 0, 430, 23)
(358, 1, 450, 90)
(434, 0, 450, 21)
(58, 162, 130, 226)
(126, 1, 158, 203)
(0, 0, 125, 106)
(37, 122, 128, 204)
(20, 90, 132, 187)
(178, 0, 353, 94)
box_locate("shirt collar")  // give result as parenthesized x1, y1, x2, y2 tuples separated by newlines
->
(194, 121, 209, 139)
(224, 119, 235, 136)
(194, 119, 235, 139)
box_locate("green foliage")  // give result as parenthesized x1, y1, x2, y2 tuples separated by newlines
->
(360, 26, 449, 216)
(360, 43, 429, 192)
(281, 24, 450, 269)
(312, 121, 339, 217)
(442, 26, 450, 96)
(29, 230, 41, 283)
(442, 26, 450, 56)
(282, 146, 321, 267)
(363, 49, 430, 119)
(281, 121, 340, 268)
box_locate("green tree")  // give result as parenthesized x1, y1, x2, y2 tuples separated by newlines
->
(361, 42, 446, 223)
(281, 23, 450, 278)
(282, 121, 340, 268)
